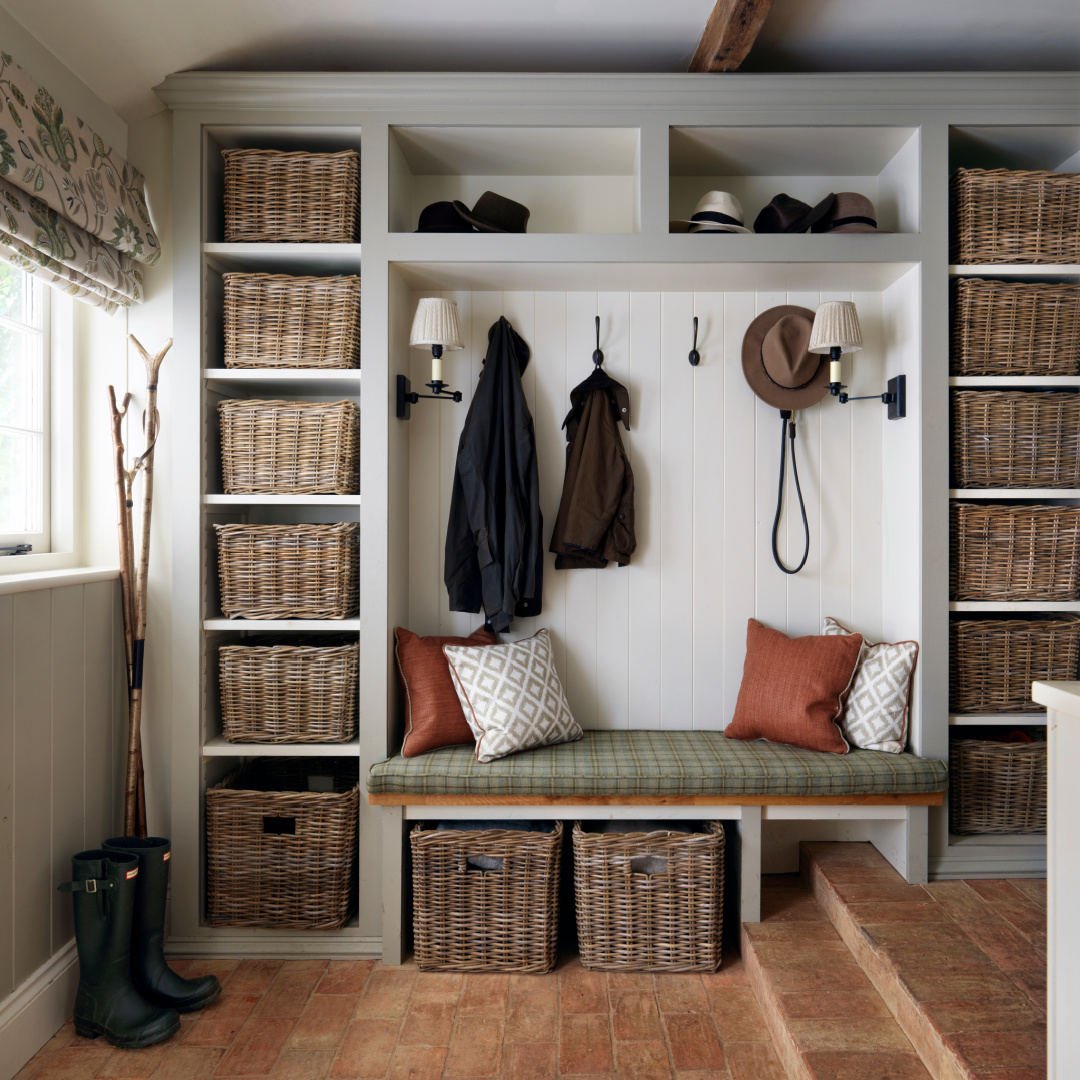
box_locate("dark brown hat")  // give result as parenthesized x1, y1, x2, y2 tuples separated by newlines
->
(415, 200, 475, 232)
(453, 191, 530, 233)
(753, 192, 836, 234)
(811, 191, 885, 234)
(741, 305, 830, 411)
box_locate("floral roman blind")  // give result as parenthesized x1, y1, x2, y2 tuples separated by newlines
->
(0, 52, 159, 313)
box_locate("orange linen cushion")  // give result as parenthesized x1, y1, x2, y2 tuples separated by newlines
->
(725, 618, 863, 755)
(395, 627, 496, 757)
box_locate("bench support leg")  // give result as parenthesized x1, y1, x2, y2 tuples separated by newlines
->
(899, 805, 928, 884)
(381, 807, 404, 966)
(739, 806, 762, 923)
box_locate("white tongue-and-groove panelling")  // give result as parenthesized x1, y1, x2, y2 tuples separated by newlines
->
(407, 288, 906, 736)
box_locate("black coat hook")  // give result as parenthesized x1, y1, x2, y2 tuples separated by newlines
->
(689, 316, 700, 367)
(592, 315, 603, 366)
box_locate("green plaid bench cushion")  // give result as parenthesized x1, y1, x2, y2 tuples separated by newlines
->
(366, 730, 947, 799)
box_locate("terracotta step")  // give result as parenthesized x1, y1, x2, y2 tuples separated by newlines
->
(741, 874, 934, 1080)
(800, 841, 1047, 1080)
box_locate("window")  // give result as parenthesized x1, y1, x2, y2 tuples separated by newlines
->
(0, 264, 49, 554)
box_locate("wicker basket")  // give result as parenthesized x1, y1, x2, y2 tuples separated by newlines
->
(219, 636, 358, 743)
(951, 390, 1080, 488)
(218, 399, 360, 495)
(950, 503, 1080, 602)
(951, 278, 1080, 376)
(950, 616, 1080, 714)
(214, 522, 359, 620)
(223, 274, 361, 369)
(573, 821, 725, 972)
(950, 739, 1047, 835)
(206, 757, 359, 928)
(410, 822, 562, 973)
(223, 148, 359, 243)
(952, 168, 1080, 264)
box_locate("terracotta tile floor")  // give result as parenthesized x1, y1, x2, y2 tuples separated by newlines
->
(15, 953, 787, 1080)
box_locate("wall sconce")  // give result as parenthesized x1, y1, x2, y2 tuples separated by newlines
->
(396, 297, 464, 419)
(808, 300, 906, 420)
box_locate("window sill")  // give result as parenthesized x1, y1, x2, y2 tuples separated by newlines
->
(0, 564, 119, 594)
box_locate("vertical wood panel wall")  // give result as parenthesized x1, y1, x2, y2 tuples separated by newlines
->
(0, 580, 122, 1003)
(408, 290, 891, 733)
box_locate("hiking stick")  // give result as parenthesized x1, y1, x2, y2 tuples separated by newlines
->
(122, 334, 172, 836)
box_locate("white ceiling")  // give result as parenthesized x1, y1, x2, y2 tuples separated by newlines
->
(4, 0, 1078, 125)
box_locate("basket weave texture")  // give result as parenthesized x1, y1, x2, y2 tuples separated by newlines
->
(950, 616, 1080, 714)
(218, 399, 360, 495)
(223, 149, 359, 243)
(214, 522, 359, 619)
(224, 274, 361, 369)
(952, 167, 1080, 264)
(410, 822, 562, 972)
(205, 757, 359, 928)
(951, 390, 1080, 488)
(573, 821, 725, 972)
(950, 503, 1080, 602)
(219, 636, 358, 743)
(952, 278, 1080, 376)
(950, 740, 1046, 835)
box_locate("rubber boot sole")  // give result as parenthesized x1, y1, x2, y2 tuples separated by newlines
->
(166, 979, 222, 1013)
(74, 1014, 181, 1048)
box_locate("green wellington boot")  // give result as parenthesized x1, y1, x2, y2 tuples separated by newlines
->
(59, 849, 180, 1048)
(102, 837, 222, 1012)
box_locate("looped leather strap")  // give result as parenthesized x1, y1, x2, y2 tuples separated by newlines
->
(772, 411, 810, 575)
(58, 878, 116, 894)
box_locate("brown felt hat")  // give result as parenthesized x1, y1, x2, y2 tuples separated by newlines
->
(741, 305, 830, 411)
(811, 191, 885, 234)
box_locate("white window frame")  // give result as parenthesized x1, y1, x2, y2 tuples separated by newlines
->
(0, 276, 75, 574)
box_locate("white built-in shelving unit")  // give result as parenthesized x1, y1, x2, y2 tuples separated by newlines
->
(155, 72, 1078, 956)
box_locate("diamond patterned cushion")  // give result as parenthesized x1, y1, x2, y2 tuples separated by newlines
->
(367, 729, 948, 798)
(444, 628, 583, 763)
(823, 617, 919, 754)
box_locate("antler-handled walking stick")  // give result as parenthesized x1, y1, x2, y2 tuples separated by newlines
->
(110, 334, 172, 837)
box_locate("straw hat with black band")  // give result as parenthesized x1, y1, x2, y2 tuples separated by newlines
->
(742, 306, 829, 574)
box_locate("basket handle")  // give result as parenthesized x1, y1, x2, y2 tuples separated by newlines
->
(626, 855, 669, 877)
(455, 854, 505, 874)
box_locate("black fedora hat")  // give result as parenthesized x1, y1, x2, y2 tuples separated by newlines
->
(754, 193, 836, 234)
(415, 201, 475, 233)
(453, 191, 530, 233)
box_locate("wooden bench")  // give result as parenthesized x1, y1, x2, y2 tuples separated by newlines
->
(367, 730, 947, 965)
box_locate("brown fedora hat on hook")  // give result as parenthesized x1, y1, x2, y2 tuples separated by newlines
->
(741, 305, 830, 411)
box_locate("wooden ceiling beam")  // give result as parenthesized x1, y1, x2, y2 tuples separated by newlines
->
(689, 0, 775, 73)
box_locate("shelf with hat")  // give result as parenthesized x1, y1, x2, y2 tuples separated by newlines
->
(669, 125, 919, 236)
(389, 124, 641, 234)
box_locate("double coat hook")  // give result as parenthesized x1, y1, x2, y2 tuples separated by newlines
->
(689, 316, 700, 366)
(593, 315, 604, 366)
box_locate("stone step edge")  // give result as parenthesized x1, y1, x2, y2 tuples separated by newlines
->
(739, 921, 818, 1080)
(800, 847, 971, 1080)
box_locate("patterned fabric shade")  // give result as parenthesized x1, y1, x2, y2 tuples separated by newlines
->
(0, 52, 160, 312)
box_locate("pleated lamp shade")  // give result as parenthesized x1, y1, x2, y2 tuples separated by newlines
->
(808, 300, 863, 355)
(409, 297, 464, 350)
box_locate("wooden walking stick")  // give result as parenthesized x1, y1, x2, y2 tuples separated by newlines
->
(111, 334, 171, 836)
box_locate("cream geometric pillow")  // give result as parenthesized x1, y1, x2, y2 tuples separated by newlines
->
(822, 617, 919, 754)
(443, 628, 582, 763)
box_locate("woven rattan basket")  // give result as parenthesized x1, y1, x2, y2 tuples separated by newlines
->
(214, 522, 359, 620)
(205, 757, 359, 928)
(410, 822, 562, 973)
(950, 503, 1080, 602)
(952, 278, 1080, 376)
(950, 739, 1046, 835)
(573, 821, 725, 972)
(950, 616, 1080, 714)
(219, 636, 358, 743)
(223, 274, 361, 369)
(951, 390, 1080, 488)
(218, 399, 360, 495)
(223, 148, 359, 243)
(952, 168, 1080, 264)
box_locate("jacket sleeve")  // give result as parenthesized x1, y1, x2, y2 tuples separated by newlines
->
(444, 453, 484, 614)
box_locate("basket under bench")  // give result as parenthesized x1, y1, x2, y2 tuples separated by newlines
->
(367, 729, 947, 966)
